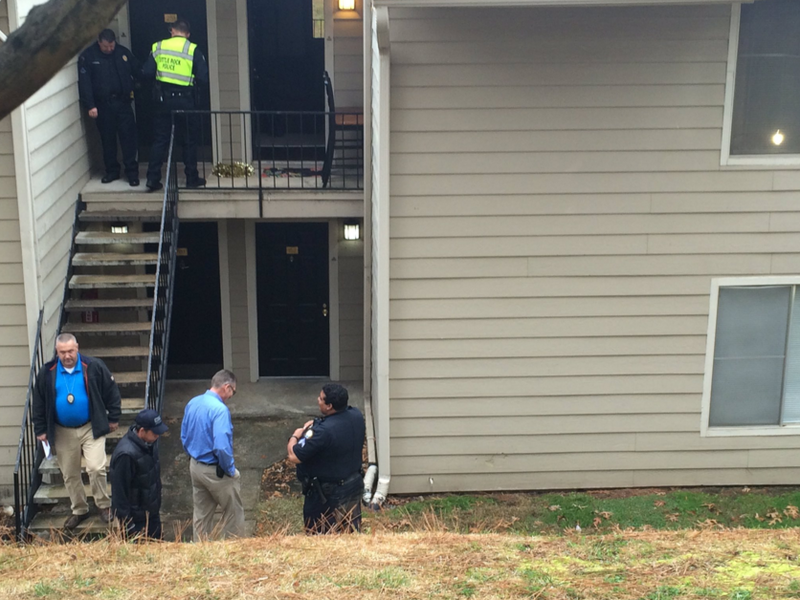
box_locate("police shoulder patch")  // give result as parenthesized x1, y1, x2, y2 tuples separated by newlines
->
(304, 429, 314, 439)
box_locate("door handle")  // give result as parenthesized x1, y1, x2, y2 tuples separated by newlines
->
(322, 303, 328, 317)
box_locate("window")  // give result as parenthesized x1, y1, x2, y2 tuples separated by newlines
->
(704, 279, 800, 434)
(727, 0, 800, 157)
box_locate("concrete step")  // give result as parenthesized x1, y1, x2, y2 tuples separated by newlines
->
(66, 299, 153, 311)
(115, 371, 148, 385)
(69, 274, 156, 289)
(72, 252, 159, 266)
(79, 210, 162, 222)
(80, 345, 150, 358)
(40, 455, 111, 475)
(34, 483, 112, 504)
(62, 322, 152, 335)
(75, 231, 160, 245)
(121, 397, 147, 413)
(28, 512, 112, 534)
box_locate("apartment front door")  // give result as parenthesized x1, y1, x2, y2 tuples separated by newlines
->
(256, 222, 329, 377)
(128, 0, 211, 157)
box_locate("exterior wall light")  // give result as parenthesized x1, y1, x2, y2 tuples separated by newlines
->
(344, 221, 360, 240)
(111, 225, 128, 234)
(772, 129, 785, 146)
(338, 0, 356, 10)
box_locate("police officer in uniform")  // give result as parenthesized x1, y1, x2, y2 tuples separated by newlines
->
(142, 19, 209, 192)
(78, 29, 141, 186)
(287, 383, 365, 533)
(110, 409, 168, 539)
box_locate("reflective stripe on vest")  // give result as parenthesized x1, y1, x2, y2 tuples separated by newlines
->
(151, 38, 196, 86)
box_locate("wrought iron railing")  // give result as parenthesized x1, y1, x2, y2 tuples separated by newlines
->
(144, 123, 180, 416)
(171, 110, 364, 196)
(13, 309, 45, 540)
(57, 197, 86, 334)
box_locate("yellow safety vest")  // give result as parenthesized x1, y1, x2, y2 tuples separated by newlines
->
(151, 37, 196, 87)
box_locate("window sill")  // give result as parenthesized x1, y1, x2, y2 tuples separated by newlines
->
(703, 425, 800, 437)
(721, 155, 800, 168)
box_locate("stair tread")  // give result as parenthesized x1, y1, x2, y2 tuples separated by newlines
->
(114, 372, 147, 384)
(79, 210, 162, 222)
(70, 274, 156, 288)
(62, 322, 152, 333)
(73, 252, 159, 266)
(75, 232, 160, 244)
(34, 483, 112, 503)
(40, 455, 111, 475)
(65, 299, 153, 310)
(121, 397, 146, 412)
(81, 345, 150, 357)
(28, 513, 112, 533)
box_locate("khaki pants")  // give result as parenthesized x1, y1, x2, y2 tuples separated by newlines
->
(189, 458, 244, 542)
(54, 423, 110, 515)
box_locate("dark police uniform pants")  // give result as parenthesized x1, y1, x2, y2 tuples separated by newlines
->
(147, 92, 201, 184)
(303, 473, 364, 534)
(96, 98, 138, 180)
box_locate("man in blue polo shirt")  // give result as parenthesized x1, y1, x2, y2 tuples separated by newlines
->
(33, 333, 121, 530)
(180, 369, 244, 541)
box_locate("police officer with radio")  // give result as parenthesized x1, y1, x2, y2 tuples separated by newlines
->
(78, 29, 141, 186)
(287, 384, 365, 534)
(142, 19, 209, 192)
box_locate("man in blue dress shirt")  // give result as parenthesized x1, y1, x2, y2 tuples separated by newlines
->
(180, 369, 244, 541)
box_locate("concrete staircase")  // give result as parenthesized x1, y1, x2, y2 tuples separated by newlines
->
(28, 209, 164, 535)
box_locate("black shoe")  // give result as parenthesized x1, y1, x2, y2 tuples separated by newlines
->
(101, 174, 119, 184)
(129, 178, 140, 187)
(146, 180, 163, 192)
(64, 512, 90, 530)
(186, 177, 206, 188)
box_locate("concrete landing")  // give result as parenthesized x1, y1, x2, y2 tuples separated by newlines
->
(158, 378, 363, 540)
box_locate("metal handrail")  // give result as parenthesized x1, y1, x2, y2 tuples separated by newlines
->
(144, 123, 179, 414)
(172, 109, 364, 198)
(56, 197, 86, 334)
(12, 309, 45, 540)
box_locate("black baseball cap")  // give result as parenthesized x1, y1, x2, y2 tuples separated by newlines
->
(135, 409, 169, 435)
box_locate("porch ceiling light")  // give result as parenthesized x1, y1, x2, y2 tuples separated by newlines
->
(344, 221, 360, 241)
(772, 129, 785, 146)
(338, 0, 356, 10)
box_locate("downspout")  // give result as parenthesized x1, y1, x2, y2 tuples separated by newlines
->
(367, 3, 391, 509)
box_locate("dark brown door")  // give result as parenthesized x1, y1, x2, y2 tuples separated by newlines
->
(167, 222, 224, 379)
(128, 0, 212, 157)
(256, 222, 329, 376)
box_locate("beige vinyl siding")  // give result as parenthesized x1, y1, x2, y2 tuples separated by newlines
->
(333, 16, 363, 109)
(386, 3, 800, 494)
(0, 1, 32, 498)
(339, 237, 364, 380)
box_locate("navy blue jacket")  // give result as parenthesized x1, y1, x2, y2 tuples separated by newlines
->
(111, 426, 162, 522)
(33, 354, 121, 443)
(295, 406, 365, 482)
(78, 42, 141, 110)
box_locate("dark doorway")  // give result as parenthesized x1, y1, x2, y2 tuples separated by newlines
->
(129, 0, 212, 159)
(167, 222, 224, 379)
(256, 222, 329, 377)
(247, 0, 325, 160)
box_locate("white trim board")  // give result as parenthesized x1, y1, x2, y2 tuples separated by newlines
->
(701, 276, 800, 438)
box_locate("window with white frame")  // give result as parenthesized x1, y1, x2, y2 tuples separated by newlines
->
(707, 283, 800, 429)
(729, 0, 800, 156)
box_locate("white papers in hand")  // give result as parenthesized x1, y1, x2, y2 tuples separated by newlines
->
(42, 440, 51, 459)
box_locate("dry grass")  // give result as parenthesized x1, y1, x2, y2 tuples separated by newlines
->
(0, 527, 799, 599)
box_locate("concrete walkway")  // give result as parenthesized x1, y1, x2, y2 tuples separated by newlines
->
(157, 378, 364, 540)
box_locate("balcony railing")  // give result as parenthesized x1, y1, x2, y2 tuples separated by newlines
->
(171, 110, 363, 193)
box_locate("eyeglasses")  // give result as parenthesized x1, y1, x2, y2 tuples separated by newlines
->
(228, 384, 237, 397)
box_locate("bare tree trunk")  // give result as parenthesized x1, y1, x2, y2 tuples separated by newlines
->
(0, 0, 128, 121)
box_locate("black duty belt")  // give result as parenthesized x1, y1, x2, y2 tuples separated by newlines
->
(193, 458, 218, 466)
(58, 421, 90, 429)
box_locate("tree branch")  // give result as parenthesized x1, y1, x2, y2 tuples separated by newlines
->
(0, 0, 128, 121)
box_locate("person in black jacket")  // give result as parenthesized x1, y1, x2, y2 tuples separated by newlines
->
(110, 409, 168, 539)
(287, 384, 365, 533)
(33, 333, 121, 530)
(78, 29, 142, 186)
